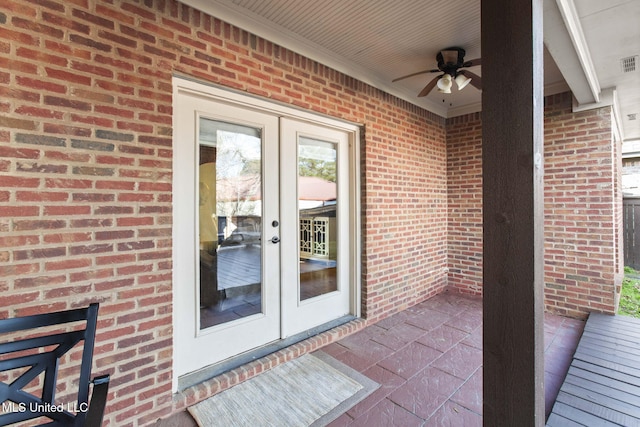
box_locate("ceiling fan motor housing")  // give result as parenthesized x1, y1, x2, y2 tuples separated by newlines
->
(437, 47, 466, 76)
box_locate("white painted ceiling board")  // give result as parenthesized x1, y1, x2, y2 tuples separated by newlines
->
(576, 0, 640, 138)
(185, 0, 640, 142)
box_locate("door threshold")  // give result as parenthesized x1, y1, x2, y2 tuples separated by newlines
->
(177, 314, 356, 391)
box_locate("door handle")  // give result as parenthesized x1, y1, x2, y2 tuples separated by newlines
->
(270, 236, 280, 244)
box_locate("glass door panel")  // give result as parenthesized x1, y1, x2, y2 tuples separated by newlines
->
(298, 137, 338, 301)
(280, 117, 352, 338)
(198, 119, 263, 329)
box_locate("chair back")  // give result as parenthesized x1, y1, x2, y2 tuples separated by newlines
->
(0, 303, 104, 426)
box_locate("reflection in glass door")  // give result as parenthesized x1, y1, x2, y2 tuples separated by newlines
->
(198, 119, 263, 329)
(298, 137, 338, 301)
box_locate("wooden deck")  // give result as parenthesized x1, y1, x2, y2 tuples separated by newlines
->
(546, 313, 640, 426)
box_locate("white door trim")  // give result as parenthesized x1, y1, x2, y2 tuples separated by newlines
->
(174, 76, 359, 134)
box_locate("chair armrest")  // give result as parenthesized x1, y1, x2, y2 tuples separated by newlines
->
(83, 374, 110, 427)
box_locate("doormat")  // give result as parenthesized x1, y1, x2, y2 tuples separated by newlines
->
(187, 351, 379, 427)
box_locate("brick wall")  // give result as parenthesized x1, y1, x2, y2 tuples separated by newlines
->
(361, 103, 448, 320)
(446, 112, 483, 295)
(543, 92, 620, 317)
(446, 92, 622, 317)
(0, 0, 447, 424)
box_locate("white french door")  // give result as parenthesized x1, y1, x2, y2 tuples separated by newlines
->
(280, 118, 352, 337)
(173, 89, 281, 378)
(173, 79, 359, 382)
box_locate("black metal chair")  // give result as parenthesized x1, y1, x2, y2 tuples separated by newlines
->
(0, 303, 110, 427)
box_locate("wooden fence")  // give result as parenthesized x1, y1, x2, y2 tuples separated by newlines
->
(624, 197, 640, 270)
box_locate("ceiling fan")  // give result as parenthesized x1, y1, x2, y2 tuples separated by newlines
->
(393, 47, 482, 97)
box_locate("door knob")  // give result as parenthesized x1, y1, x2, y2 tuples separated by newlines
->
(270, 236, 280, 244)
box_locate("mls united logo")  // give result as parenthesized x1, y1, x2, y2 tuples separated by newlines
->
(2, 401, 89, 414)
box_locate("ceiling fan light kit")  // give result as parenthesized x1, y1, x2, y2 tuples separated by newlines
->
(454, 73, 472, 90)
(437, 74, 453, 93)
(393, 47, 482, 97)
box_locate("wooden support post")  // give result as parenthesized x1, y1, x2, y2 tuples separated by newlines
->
(481, 0, 545, 425)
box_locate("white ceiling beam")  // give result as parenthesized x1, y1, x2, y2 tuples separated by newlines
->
(543, 0, 598, 105)
(555, 0, 600, 102)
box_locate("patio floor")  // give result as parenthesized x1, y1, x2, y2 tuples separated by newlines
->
(324, 292, 583, 426)
(156, 292, 584, 426)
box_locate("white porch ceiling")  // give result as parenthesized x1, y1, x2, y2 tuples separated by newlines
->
(184, 0, 640, 142)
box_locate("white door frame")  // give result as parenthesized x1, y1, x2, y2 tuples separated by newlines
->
(172, 77, 361, 391)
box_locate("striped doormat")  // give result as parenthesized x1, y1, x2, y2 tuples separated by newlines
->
(188, 352, 379, 427)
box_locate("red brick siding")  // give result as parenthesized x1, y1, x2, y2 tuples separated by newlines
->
(544, 92, 620, 317)
(361, 105, 448, 320)
(446, 92, 621, 318)
(446, 112, 483, 296)
(0, 0, 447, 424)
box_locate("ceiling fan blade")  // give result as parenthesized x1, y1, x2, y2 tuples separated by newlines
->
(418, 75, 440, 97)
(462, 58, 482, 67)
(392, 68, 440, 83)
(459, 70, 482, 90)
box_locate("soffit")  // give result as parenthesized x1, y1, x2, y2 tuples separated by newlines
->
(183, 0, 639, 142)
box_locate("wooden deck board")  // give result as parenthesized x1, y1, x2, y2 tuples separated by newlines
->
(546, 313, 640, 426)
(568, 366, 640, 397)
(571, 359, 640, 387)
(581, 329, 640, 348)
(559, 383, 640, 418)
(579, 333, 640, 353)
(578, 340, 640, 365)
(564, 373, 640, 407)
(546, 411, 585, 427)
(572, 353, 640, 379)
(555, 391, 640, 425)
(548, 401, 620, 427)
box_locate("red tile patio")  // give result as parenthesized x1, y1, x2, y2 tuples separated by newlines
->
(156, 292, 584, 426)
(324, 292, 584, 426)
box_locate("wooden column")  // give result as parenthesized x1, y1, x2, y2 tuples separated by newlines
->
(481, 0, 545, 425)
